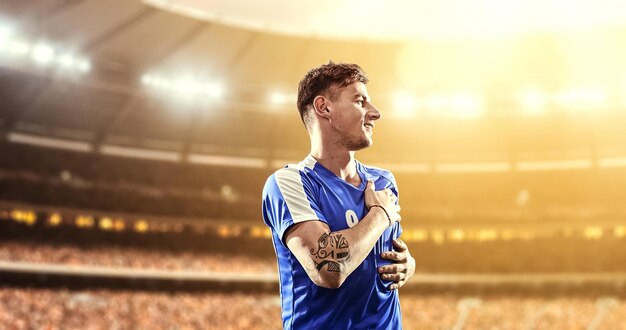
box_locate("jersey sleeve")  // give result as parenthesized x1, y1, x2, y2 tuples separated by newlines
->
(262, 167, 328, 244)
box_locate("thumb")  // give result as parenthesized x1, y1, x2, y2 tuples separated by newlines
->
(366, 179, 375, 190)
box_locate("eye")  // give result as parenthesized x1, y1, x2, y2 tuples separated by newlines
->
(356, 99, 364, 106)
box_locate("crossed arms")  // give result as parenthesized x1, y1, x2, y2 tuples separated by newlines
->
(284, 179, 413, 289)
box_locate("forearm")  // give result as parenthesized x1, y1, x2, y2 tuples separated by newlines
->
(310, 207, 390, 288)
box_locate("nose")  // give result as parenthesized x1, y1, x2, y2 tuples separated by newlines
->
(367, 103, 382, 121)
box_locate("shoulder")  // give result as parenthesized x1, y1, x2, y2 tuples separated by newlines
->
(263, 160, 317, 195)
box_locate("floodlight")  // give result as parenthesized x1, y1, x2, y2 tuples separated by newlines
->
(77, 59, 91, 72)
(270, 92, 286, 104)
(393, 91, 417, 118)
(8, 39, 29, 55)
(31, 43, 55, 64)
(205, 82, 223, 98)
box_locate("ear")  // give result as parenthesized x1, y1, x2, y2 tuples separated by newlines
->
(313, 95, 331, 119)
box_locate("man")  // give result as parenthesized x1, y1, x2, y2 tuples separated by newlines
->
(262, 62, 415, 329)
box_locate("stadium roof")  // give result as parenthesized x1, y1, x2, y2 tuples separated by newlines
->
(1, 0, 626, 165)
(147, 0, 626, 41)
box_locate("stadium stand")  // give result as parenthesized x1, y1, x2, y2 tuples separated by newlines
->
(2, 0, 626, 328)
(1, 288, 625, 329)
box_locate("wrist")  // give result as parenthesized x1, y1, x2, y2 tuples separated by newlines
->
(369, 204, 392, 227)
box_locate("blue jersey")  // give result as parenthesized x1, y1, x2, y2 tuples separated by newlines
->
(262, 155, 403, 329)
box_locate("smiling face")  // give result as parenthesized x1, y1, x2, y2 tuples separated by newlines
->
(326, 81, 382, 151)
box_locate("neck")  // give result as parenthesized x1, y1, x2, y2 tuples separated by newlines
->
(310, 139, 359, 183)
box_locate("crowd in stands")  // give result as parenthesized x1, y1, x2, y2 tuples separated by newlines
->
(0, 288, 282, 329)
(401, 294, 626, 329)
(0, 235, 626, 274)
(3, 140, 626, 328)
(0, 287, 624, 329)
(0, 240, 276, 273)
(3, 223, 626, 274)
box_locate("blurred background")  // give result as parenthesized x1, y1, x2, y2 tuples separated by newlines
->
(2, 0, 626, 329)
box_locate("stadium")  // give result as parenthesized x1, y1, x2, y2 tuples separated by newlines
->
(2, 0, 626, 328)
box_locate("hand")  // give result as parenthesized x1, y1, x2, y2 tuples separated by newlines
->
(378, 238, 415, 291)
(364, 180, 401, 224)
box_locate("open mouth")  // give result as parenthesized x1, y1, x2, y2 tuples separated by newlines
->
(364, 123, 374, 129)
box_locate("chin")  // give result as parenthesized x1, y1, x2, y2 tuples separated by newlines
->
(339, 131, 371, 151)
(348, 138, 372, 151)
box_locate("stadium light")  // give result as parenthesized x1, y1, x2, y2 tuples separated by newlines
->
(141, 72, 223, 99)
(151, 76, 170, 89)
(8, 39, 30, 56)
(425, 92, 483, 119)
(0, 24, 91, 74)
(431, 230, 445, 244)
(204, 82, 223, 98)
(31, 43, 55, 65)
(134, 220, 149, 233)
(77, 59, 91, 72)
(173, 78, 200, 95)
(113, 219, 125, 231)
(141, 74, 154, 85)
(425, 95, 446, 113)
(270, 92, 287, 104)
(501, 231, 514, 241)
(57, 53, 77, 67)
(99, 217, 113, 230)
(393, 91, 418, 118)
(48, 213, 62, 226)
(448, 92, 483, 118)
(583, 226, 603, 240)
(518, 88, 547, 115)
(554, 87, 607, 111)
(10, 209, 36, 225)
(0, 25, 13, 50)
(270, 91, 296, 106)
(75, 215, 94, 228)
(449, 229, 465, 242)
(411, 230, 428, 242)
(54, 53, 91, 73)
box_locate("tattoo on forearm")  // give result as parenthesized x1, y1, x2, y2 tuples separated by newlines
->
(310, 233, 350, 273)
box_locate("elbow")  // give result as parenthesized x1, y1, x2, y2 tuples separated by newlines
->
(312, 272, 346, 289)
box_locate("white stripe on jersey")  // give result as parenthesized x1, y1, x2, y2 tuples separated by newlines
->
(276, 155, 318, 223)
(288, 154, 316, 171)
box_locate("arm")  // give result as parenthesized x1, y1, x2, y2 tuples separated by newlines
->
(285, 179, 401, 289)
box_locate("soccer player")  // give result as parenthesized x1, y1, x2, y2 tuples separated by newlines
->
(262, 62, 415, 329)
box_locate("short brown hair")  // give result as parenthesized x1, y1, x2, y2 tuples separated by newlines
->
(297, 61, 369, 128)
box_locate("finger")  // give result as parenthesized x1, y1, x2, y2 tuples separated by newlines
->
(381, 272, 406, 282)
(387, 283, 400, 291)
(377, 264, 407, 274)
(380, 251, 407, 262)
(393, 239, 408, 251)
